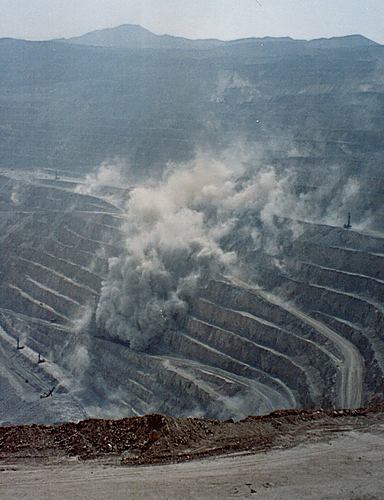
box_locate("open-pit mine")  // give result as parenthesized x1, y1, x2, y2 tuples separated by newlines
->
(0, 165, 383, 424)
(0, 25, 383, 428)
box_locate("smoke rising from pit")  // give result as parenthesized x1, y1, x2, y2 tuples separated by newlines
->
(75, 162, 126, 197)
(96, 155, 238, 351)
(95, 151, 362, 352)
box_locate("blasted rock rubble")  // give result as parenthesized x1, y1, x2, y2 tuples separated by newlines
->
(1, 405, 383, 466)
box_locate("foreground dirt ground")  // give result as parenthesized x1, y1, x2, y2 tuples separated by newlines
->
(1, 406, 384, 498)
(1, 427, 384, 499)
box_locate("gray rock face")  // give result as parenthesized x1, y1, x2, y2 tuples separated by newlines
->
(0, 27, 383, 423)
(0, 31, 383, 187)
(0, 171, 382, 424)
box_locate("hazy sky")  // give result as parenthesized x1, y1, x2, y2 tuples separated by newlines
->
(1, 0, 383, 43)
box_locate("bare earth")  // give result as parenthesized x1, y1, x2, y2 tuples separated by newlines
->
(1, 407, 384, 499)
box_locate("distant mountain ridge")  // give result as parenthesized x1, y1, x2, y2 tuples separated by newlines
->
(0, 24, 382, 175)
(61, 24, 378, 50)
(62, 24, 224, 50)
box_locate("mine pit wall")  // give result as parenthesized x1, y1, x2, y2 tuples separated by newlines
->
(0, 319, 63, 392)
(294, 261, 384, 305)
(88, 338, 229, 418)
(186, 367, 241, 398)
(18, 276, 82, 319)
(150, 362, 228, 417)
(241, 219, 384, 406)
(2, 175, 383, 418)
(190, 299, 335, 401)
(0, 213, 30, 241)
(195, 282, 341, 407)
(202, 280, 343, 359)
(192, 297, 328, 365)
(19, 247, 102, 291)
(0, 252, 99, 328)
(19, 184, 118, 213)
(311, 311, 384, 403)
(58, 227, 121, 257)
(8, 256, 97, 306)
(0, 178, 133, 420)
(280, 278, 384, 336)
(43, 238, 108, 276)
(64, 215, 123, 244)
(0, 310, 71, 364)
(299, 225, 384, 255)
(0, 303, 98, 398)
(163, 329, 272, 389)
(162, 329, 298, 409)
(255, 265, 384, 405)
(1, 219, 49, 250)
(34, 179, 81, 190)
(0, 284, 67, 324)
(247, 248, 384, 338)
(290, 240, 384, 281)
(76, 212, 124, 229)
(184, 316, 310, 404)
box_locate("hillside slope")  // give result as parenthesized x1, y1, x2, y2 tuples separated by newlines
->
(0, 30, 383, 178)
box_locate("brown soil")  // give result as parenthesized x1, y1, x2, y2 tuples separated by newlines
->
(1, 405, 383, 466)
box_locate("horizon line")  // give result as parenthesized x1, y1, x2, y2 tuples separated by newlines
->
(0, 23, 382, 46)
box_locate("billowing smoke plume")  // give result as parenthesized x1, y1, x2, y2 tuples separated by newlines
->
(96, 151, 362, 352)
(96, 156, 239, 351)
(66, 306, 93, 380)
(75, 162, 126, 197)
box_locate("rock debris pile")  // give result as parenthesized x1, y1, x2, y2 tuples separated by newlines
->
(1, 406, 383, 466)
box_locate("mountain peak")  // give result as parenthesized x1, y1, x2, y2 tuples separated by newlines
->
(62, 25, 379, 51)
(309, 34, 378, 48)
(66, 24, 159, 48)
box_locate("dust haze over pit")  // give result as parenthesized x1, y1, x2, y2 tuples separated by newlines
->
(0, 0, 384, 426)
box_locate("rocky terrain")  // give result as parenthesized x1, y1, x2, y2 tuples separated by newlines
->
(0, 166, 383, 423)
(0, 26, 383, 425)
(0, 405, 383, 465)
(1, 406, 384, 499)
(1, 27, 384, 198)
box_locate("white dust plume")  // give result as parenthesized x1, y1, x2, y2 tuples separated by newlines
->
(96, 151, 363, 352)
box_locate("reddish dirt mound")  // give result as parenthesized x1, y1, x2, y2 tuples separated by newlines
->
(1, 406, 383, 465)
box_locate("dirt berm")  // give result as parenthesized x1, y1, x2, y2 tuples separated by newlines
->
(1, 405, 384, 466)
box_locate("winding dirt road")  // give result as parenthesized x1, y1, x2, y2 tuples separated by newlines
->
(229, 278, 364, 409)
(258, 290, 364, 409)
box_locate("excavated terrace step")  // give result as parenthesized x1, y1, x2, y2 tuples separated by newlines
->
(280, 276, 384, 334)
(291, 261, 384, 306)
(1, 284, 71, 325)
(0, 308, 73, 360)
(86, 341, 156, 415)
(185, 315, 317, 402)
(202, 279, 343, 359)
(19, 275, 85, 319)
(163, 329, 299, 409)
(311, 310, 384, 401)
(0, 327, 87, 425)
(290, 239, 384, 282)
(191, 298, 336, 400)
(153, 354, 294, 417)
(294, 220, 384, 254)
(21, 183, 120, 213)
(64, 216, 123, 244)
(91, 337, 231, 417)
(18, 247, 102, 292)
(58, 226, 121, 257)
(42, 237, 108, 275)
(12, 255, 98, 305)
(155, 356, 249, 396)
(220, 277, 364, 409)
